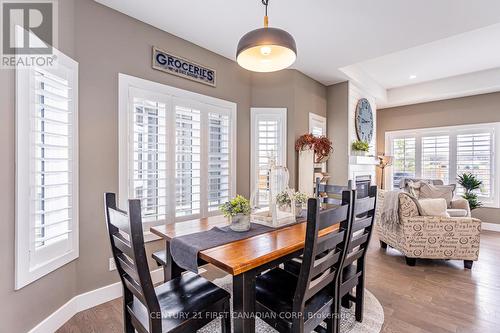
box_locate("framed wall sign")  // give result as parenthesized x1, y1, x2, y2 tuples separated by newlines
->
(152, 46, 216, 87)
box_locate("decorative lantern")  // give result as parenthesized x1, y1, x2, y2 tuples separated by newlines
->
(251, 157, 296, 228)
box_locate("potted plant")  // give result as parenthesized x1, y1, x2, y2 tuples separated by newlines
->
(457, 173, 483, 210)
(219, 195, 252, 232)
(352, 140, 370, 156)
(293, 192, 308, 218)
(295, 134, 333, 163)
(276, 190, 293, 212)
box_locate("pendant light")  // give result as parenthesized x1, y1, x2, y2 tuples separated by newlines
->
(236, 0, 297, 72)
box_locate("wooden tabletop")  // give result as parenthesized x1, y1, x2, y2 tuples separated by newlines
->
(151, 215, 339, 275)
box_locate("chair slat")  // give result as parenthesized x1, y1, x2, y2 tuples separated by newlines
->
(112, 233, 135, 259)
(354, 196, 376, 215)
(351, 216, 372, 233)
(108, 208, 130, 234)
(306, 271, 335, 300)
(117, 253, 140, 283)
(311, 250, 341, 278)
(343, 249, 364, 267)
(348, 232, 369, 251)
(316, 231, 345, 255)
(123, 274, 146, 305)
(320, 197, 342, 205)
(318, 205, 349, 230)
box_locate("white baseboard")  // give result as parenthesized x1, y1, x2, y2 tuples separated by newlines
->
(482, 222, 500, 232)
(28, 268, 164, 333)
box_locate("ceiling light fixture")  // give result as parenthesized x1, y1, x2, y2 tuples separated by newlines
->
(236, 0, 297, 72)
(409, 74, 417, 79)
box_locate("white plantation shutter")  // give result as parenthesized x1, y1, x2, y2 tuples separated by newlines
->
(130, 92, 169, 224)
(174, 103, 202, 217)
(457, 132, 493, 197)
(16, 50, 79, 289)
(421, 135, 450, 183)
(207, 112, 231, 212)
(120, 77, 236, 224)
(391, 137, 416, 189)
(251, 108, 287, 207)
(309, 113, 326, 137)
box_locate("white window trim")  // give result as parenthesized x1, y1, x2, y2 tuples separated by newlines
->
(15, 48, 79, 289)
(250, 108, 287, 201)
(119, 74, 237, 229)
(309, 112, 327, 136)
(385, 123, 500, 208)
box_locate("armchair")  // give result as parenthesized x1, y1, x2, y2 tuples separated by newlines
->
(376, 191, 481, 269)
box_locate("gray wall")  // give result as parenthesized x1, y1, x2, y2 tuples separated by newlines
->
(377, 92, 500, 224)
(0, 1, 327, 331)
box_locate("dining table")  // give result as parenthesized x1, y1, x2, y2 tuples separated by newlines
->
(151, 214, 340, 333)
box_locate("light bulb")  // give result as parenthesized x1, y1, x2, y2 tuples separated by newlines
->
(260, 46, 272, 56)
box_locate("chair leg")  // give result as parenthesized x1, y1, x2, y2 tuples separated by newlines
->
(123, 302, 134, 333)
(405, 257, 417, 267)
(221, 299, 231, 333)
(464, 260, 473, 269)
(380, 241, 388, 249)
(355, 278, 364, 322)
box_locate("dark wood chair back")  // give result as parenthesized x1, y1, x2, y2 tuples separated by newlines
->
(315, 178, 354, 205)
(104, 193, 161, 332)
(343, 185, 378, 268)
(293, 190, 354, 311)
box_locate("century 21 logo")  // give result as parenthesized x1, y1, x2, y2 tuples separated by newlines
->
(2, 1, 53, 55)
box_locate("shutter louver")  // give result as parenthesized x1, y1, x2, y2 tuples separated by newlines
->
(33, 68, 73, 249)
(207, 112, 231, 212)
(392, 137, 416, 189)
(422, 135, 450, 183)
(130, 98, 168, 223)
(175, 105, 201, 217)
(457, 133, 492, 197)
(256, 119, 281, 207)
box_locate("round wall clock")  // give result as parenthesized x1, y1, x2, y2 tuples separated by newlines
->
(355, 98, 374, 143)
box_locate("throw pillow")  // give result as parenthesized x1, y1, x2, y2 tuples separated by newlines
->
(406, 181, 423, 198)
(418, 198, 450, 217)
(419, 183, 456, 208)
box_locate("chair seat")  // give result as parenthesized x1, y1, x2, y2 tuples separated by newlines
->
(256, 268, 333, 331)
(129, 271, 230, 333)
(447, 209, 468, 217)
(152, 250, 167, 266)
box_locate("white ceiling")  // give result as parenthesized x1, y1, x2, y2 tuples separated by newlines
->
(95, 0, 500, 87)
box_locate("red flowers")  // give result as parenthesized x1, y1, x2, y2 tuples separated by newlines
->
(295, 134, 333, 163)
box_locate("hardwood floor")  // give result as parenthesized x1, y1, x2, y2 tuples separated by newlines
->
(58, 231, 500, 333)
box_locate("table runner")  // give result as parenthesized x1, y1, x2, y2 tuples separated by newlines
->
(171, 223, 284, 273)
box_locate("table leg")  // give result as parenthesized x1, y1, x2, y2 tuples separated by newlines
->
(233, 271, 256, 333)
(164, 240, 183, 281)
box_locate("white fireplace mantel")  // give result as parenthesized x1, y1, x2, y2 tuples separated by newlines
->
(349, 155, 379, 165)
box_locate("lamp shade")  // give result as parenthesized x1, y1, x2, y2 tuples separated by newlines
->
(236, 27, 297, 72)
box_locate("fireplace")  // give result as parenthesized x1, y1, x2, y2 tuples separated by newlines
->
(355, 175, 372, 198)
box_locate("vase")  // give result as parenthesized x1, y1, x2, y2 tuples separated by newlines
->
(352, 150, 367, 156)
(295, 203, 304, 218)
(229, 214, 251, 232)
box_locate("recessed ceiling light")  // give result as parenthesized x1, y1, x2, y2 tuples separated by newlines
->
(409, 74, 417, 80)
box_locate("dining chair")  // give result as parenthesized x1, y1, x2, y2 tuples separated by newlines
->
(103, 193, 231, 333)
(339, 185, 377, 323)
(254, 191, 354, 333)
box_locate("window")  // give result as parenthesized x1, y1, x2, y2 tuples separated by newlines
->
(251, 108, 287, 207)
(386, 123, 499, 206)
(391, 137, 416, 189)
(309, 113, 327, 137)
(16, 49, 79, 289)
(119, 75, 236, 226)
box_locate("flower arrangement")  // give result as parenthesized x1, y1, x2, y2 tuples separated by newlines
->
(457, 173, 483, 210)
(294, 192, 309, 205)
(295, 134, 333, 163)
(352, 140, 370, 152)
(276, 190, 309, 207)
(219, 195, 251, 217)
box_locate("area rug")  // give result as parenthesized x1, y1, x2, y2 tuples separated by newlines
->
(197, 266, 384, 333)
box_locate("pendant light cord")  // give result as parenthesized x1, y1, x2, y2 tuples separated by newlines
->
(262, 0, 270, 27)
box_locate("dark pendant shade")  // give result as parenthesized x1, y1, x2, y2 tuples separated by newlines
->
(236, 27, 297, 72)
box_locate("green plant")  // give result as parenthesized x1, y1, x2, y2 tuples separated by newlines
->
(457, 173, 483, 210)
(276, 191, 292, 207)
(219, 195, 251, 217)
(293, 192, 309, 205)
(352, 140, 370, 152)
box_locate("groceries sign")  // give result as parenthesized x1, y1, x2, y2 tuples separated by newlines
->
(152, 47, 216, 87)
